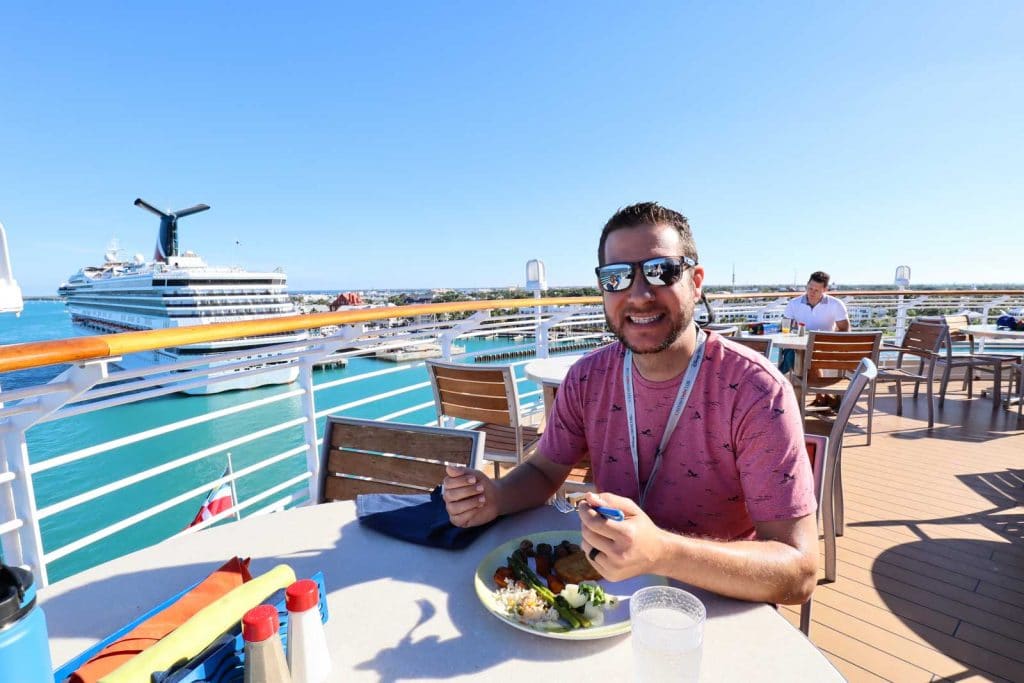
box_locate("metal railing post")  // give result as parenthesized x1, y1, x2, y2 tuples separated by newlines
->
(536, 306, 583, 359)
(298, 327, 364, 505)
(0, 359, 108, 586)
(0, 432, 42, 580)
(982, 295, 1008, 324)
(439, 311, 489, 360)
(894, 295, 907, 344)
(297, 357, 321, 505)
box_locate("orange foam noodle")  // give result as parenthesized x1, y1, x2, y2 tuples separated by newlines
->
(68, 557, 253, 683)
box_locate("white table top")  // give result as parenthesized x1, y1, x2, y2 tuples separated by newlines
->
(524, 354, 584, 385)
(962, 324, 1024, 340)
(756, 333, 809, 350)
(41, 503, 842, 682)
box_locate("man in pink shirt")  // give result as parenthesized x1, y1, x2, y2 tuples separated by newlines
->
(442, 202, 818, 606)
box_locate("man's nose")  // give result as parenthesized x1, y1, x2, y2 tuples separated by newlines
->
(628, 275, 656, 301)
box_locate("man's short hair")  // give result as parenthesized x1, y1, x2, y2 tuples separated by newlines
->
(598, 202, 698, 266)
(808, 271, 831, 287)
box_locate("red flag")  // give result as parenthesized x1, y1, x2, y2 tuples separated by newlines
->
(188, 467, 234, 528)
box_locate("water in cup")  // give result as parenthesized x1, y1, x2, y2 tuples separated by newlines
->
(630, 587, 705, 683)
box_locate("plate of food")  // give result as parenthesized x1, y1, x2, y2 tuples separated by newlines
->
(473, 530, 668, 640)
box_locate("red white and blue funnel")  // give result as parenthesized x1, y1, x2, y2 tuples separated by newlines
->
(134, 198, 210, 263)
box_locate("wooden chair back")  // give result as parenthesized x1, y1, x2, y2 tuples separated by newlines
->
(942, 314, 970, 333)
(317, 416, 483, 503)
(898, 321, 946, 357)
(804, 434, 829, 512)
(934, 314, 976, 347)
(731, 336, 774, 358)
(426, 359, 539, 474)
(425, 360, 522, 430)
(801, 432, 829, 636)
(804, 330, 882, 377)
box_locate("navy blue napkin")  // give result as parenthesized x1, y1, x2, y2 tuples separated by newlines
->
(356, 486, 499, 550)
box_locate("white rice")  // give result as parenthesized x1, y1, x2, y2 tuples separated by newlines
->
(493, 582, 560, 625)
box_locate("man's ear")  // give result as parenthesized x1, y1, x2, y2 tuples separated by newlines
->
(691, 266, 706, 299)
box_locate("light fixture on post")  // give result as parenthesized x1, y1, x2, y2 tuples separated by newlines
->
(894, 266, 910, 290)
(525, 259, 547, 299)
(525, 259, 548, 354)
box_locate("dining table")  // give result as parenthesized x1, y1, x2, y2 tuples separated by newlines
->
(524, 353, 585, 418)
(40, 502, 843, 681)
(962, 324, 1024, 406)
(961, 323, 1024, 352)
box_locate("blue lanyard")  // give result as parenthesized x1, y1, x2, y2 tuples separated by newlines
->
(623, 326, 707, 507)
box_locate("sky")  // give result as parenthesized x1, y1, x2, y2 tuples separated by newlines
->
(0, 2, 1021, 295)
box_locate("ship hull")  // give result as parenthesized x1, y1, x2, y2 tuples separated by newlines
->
(109, 348, 301, 394)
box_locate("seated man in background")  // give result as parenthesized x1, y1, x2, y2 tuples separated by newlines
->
(442, 202, 818, 607)
(784, 271, 849, 334)
(783, 271, 850, 408)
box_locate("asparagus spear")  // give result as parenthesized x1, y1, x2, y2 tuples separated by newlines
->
(509, 549, 591, 629)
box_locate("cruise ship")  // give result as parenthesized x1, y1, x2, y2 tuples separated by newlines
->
(57, 198, 307, 393)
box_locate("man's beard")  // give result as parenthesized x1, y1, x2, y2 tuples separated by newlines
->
(604, 309, 689, 354)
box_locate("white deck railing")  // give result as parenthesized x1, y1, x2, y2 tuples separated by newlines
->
(0, 290, 1021, 587)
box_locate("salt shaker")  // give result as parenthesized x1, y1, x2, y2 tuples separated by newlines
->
(286, 579, 332, 683)
(242, 604, 292, 683)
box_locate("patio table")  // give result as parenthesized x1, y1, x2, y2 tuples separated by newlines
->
(961, 324, 1024, 352)
(524, 353, 584, 418)
(962, 324, 1024, 406)
(40, 502, 842, 681)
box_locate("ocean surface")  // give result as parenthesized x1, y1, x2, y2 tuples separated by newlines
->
(0, 301, 537, 581)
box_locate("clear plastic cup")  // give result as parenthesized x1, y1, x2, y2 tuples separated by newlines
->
(630, 586, 705, 683)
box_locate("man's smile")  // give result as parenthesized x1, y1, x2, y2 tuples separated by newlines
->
(626, 312, 666, 325)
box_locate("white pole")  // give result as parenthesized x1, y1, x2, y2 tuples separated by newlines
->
(226, 452, 241, 521)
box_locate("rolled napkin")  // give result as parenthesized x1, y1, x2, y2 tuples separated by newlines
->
(99, 564, 296, 683)
(356, 485, 500, 549)
(69, 557, 253, 683)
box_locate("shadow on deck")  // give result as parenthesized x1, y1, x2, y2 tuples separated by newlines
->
(781, 385, 1024, 682)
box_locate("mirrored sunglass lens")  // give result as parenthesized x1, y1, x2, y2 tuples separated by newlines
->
(642, 258, 683, 286)
(598, 264, 633, 291)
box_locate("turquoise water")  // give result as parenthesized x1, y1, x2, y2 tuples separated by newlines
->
(0, 302, 541, 581)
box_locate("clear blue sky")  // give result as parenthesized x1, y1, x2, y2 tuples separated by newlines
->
(1, 2, 1021, 295)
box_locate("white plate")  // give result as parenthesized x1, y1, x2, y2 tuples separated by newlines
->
(474, 529, 668, 640)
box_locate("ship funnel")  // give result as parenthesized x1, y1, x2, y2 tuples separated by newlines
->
(134, 198, 210, 262)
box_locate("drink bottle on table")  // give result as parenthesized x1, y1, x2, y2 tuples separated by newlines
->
(0, 563, 54, 682)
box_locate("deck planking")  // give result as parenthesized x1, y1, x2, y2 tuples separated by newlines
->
(779, 386, 1024, 682)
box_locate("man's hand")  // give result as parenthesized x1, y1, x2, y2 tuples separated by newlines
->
(577, 491, 667, 581)
(442, 465, 498, 528)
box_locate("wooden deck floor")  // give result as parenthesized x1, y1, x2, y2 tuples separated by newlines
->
(779, 386, 1024, 682)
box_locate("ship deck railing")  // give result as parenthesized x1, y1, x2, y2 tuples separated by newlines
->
(1, 289, 1023, 680)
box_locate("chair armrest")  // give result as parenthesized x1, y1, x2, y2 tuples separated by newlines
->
(882, 344, 939, 360)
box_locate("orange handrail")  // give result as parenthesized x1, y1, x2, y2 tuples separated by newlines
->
(0, 297, 599, 373)
(3, 289, 1022, 373)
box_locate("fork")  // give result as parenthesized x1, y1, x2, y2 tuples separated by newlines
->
(553, 491, 625, 521)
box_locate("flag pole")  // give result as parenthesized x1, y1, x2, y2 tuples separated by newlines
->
(226, 452, 241, 521)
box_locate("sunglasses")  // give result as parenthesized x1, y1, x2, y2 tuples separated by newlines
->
(595, 255, 697, 293)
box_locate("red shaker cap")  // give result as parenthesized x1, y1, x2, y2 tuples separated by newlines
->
(286, 579, 319, 612)
(242, 604, 280, 642)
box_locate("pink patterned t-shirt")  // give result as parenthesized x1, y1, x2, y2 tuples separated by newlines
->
(538, 332, 816, 540)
